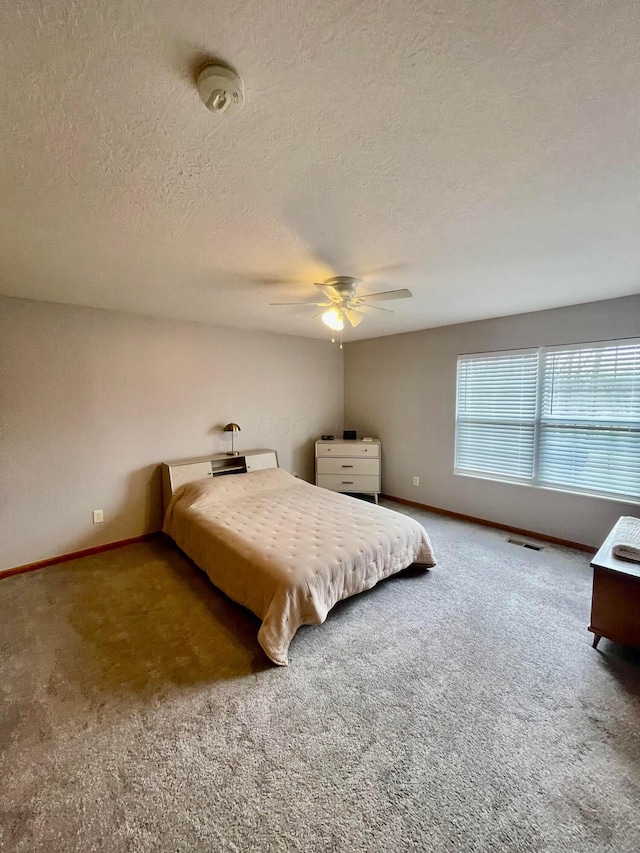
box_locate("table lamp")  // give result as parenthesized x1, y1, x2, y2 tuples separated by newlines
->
(223, 422, 241, 456)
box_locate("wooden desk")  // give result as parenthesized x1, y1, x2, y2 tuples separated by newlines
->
(589, 518, 640, 649)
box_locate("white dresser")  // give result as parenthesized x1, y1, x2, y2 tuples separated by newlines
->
(315, 439, 381, 503)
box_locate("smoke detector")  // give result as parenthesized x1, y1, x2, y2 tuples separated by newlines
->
(196, 64, 244, 117)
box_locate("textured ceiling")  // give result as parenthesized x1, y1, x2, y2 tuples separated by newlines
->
(1, 0, 639, 341)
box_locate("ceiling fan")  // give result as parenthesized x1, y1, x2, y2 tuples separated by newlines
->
(269, 276, 412, 343)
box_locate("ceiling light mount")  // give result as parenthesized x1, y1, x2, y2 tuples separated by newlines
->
(324, 276, 361, 300)
(197, 64, 244, 117)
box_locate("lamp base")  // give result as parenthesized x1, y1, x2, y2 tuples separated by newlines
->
(227, 451, 240, 456)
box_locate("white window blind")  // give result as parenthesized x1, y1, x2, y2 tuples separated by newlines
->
(539, 342, 640, 499)
(455, 339, 640, 502)
(456, 350, 539, 479)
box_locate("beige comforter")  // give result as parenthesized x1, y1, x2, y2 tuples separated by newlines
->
(163, 468, 436, 665)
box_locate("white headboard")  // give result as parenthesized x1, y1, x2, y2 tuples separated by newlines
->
(161, 449, 278, 510)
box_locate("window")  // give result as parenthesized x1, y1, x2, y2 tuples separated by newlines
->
(455, 340, 640, 502)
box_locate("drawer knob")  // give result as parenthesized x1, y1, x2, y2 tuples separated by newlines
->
(342, 481, 354, 484)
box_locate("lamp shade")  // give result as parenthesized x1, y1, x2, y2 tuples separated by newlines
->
(223, 423, 241, 433)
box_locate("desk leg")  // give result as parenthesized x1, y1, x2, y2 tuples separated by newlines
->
(592, 633, 602, 649)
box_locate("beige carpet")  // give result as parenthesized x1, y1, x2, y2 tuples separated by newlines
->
(1, 501, 639, 852)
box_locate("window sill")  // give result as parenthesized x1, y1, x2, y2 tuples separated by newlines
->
(453, 470, 640, 507)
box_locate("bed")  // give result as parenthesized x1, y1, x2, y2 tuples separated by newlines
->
(163, 467, 436, 665)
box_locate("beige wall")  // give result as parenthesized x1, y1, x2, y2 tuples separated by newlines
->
(3, 293, 638, 571)
(344, 294, 640, 548)
(0, 297, 343, 571)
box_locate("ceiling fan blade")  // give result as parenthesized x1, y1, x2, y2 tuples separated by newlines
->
(345, 309, 364, 328)
(358, 288, 413, 303)
(314, 282, 339, 298)
(269, 301, 332, 306)
(356, 303, 394, 314)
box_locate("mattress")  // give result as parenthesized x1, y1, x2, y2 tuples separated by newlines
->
(163, 467, 436, 665)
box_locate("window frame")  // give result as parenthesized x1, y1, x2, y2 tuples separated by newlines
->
(454, 337, 640, 504)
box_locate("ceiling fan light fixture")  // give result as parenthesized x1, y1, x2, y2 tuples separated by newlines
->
(321, 308, 344, 331)
(345, 309, 364, 327)
(270, 275, 412, 337)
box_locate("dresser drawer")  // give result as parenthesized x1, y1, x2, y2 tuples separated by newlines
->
(316, 457, 379, 476)
(316, 442, 380, 458)
(317, 473, 380, 493)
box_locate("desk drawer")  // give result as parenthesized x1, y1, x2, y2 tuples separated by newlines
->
(317, 458, 379, 476)
(317, 473, 380, 493)
(316, 442, 380, 458)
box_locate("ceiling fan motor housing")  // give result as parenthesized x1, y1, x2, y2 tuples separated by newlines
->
(324, 276, 360, 300)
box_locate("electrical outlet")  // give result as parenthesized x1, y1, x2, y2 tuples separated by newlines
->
(92, 509, 104, 524)
(413, 476, 420, 486)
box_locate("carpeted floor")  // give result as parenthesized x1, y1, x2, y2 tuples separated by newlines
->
(1, 501, 639, 852)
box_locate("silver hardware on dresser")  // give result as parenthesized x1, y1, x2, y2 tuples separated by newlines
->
(315, 439, 381, 503)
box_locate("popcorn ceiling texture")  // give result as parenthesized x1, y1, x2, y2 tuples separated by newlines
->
(1, 1, 639, 339)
